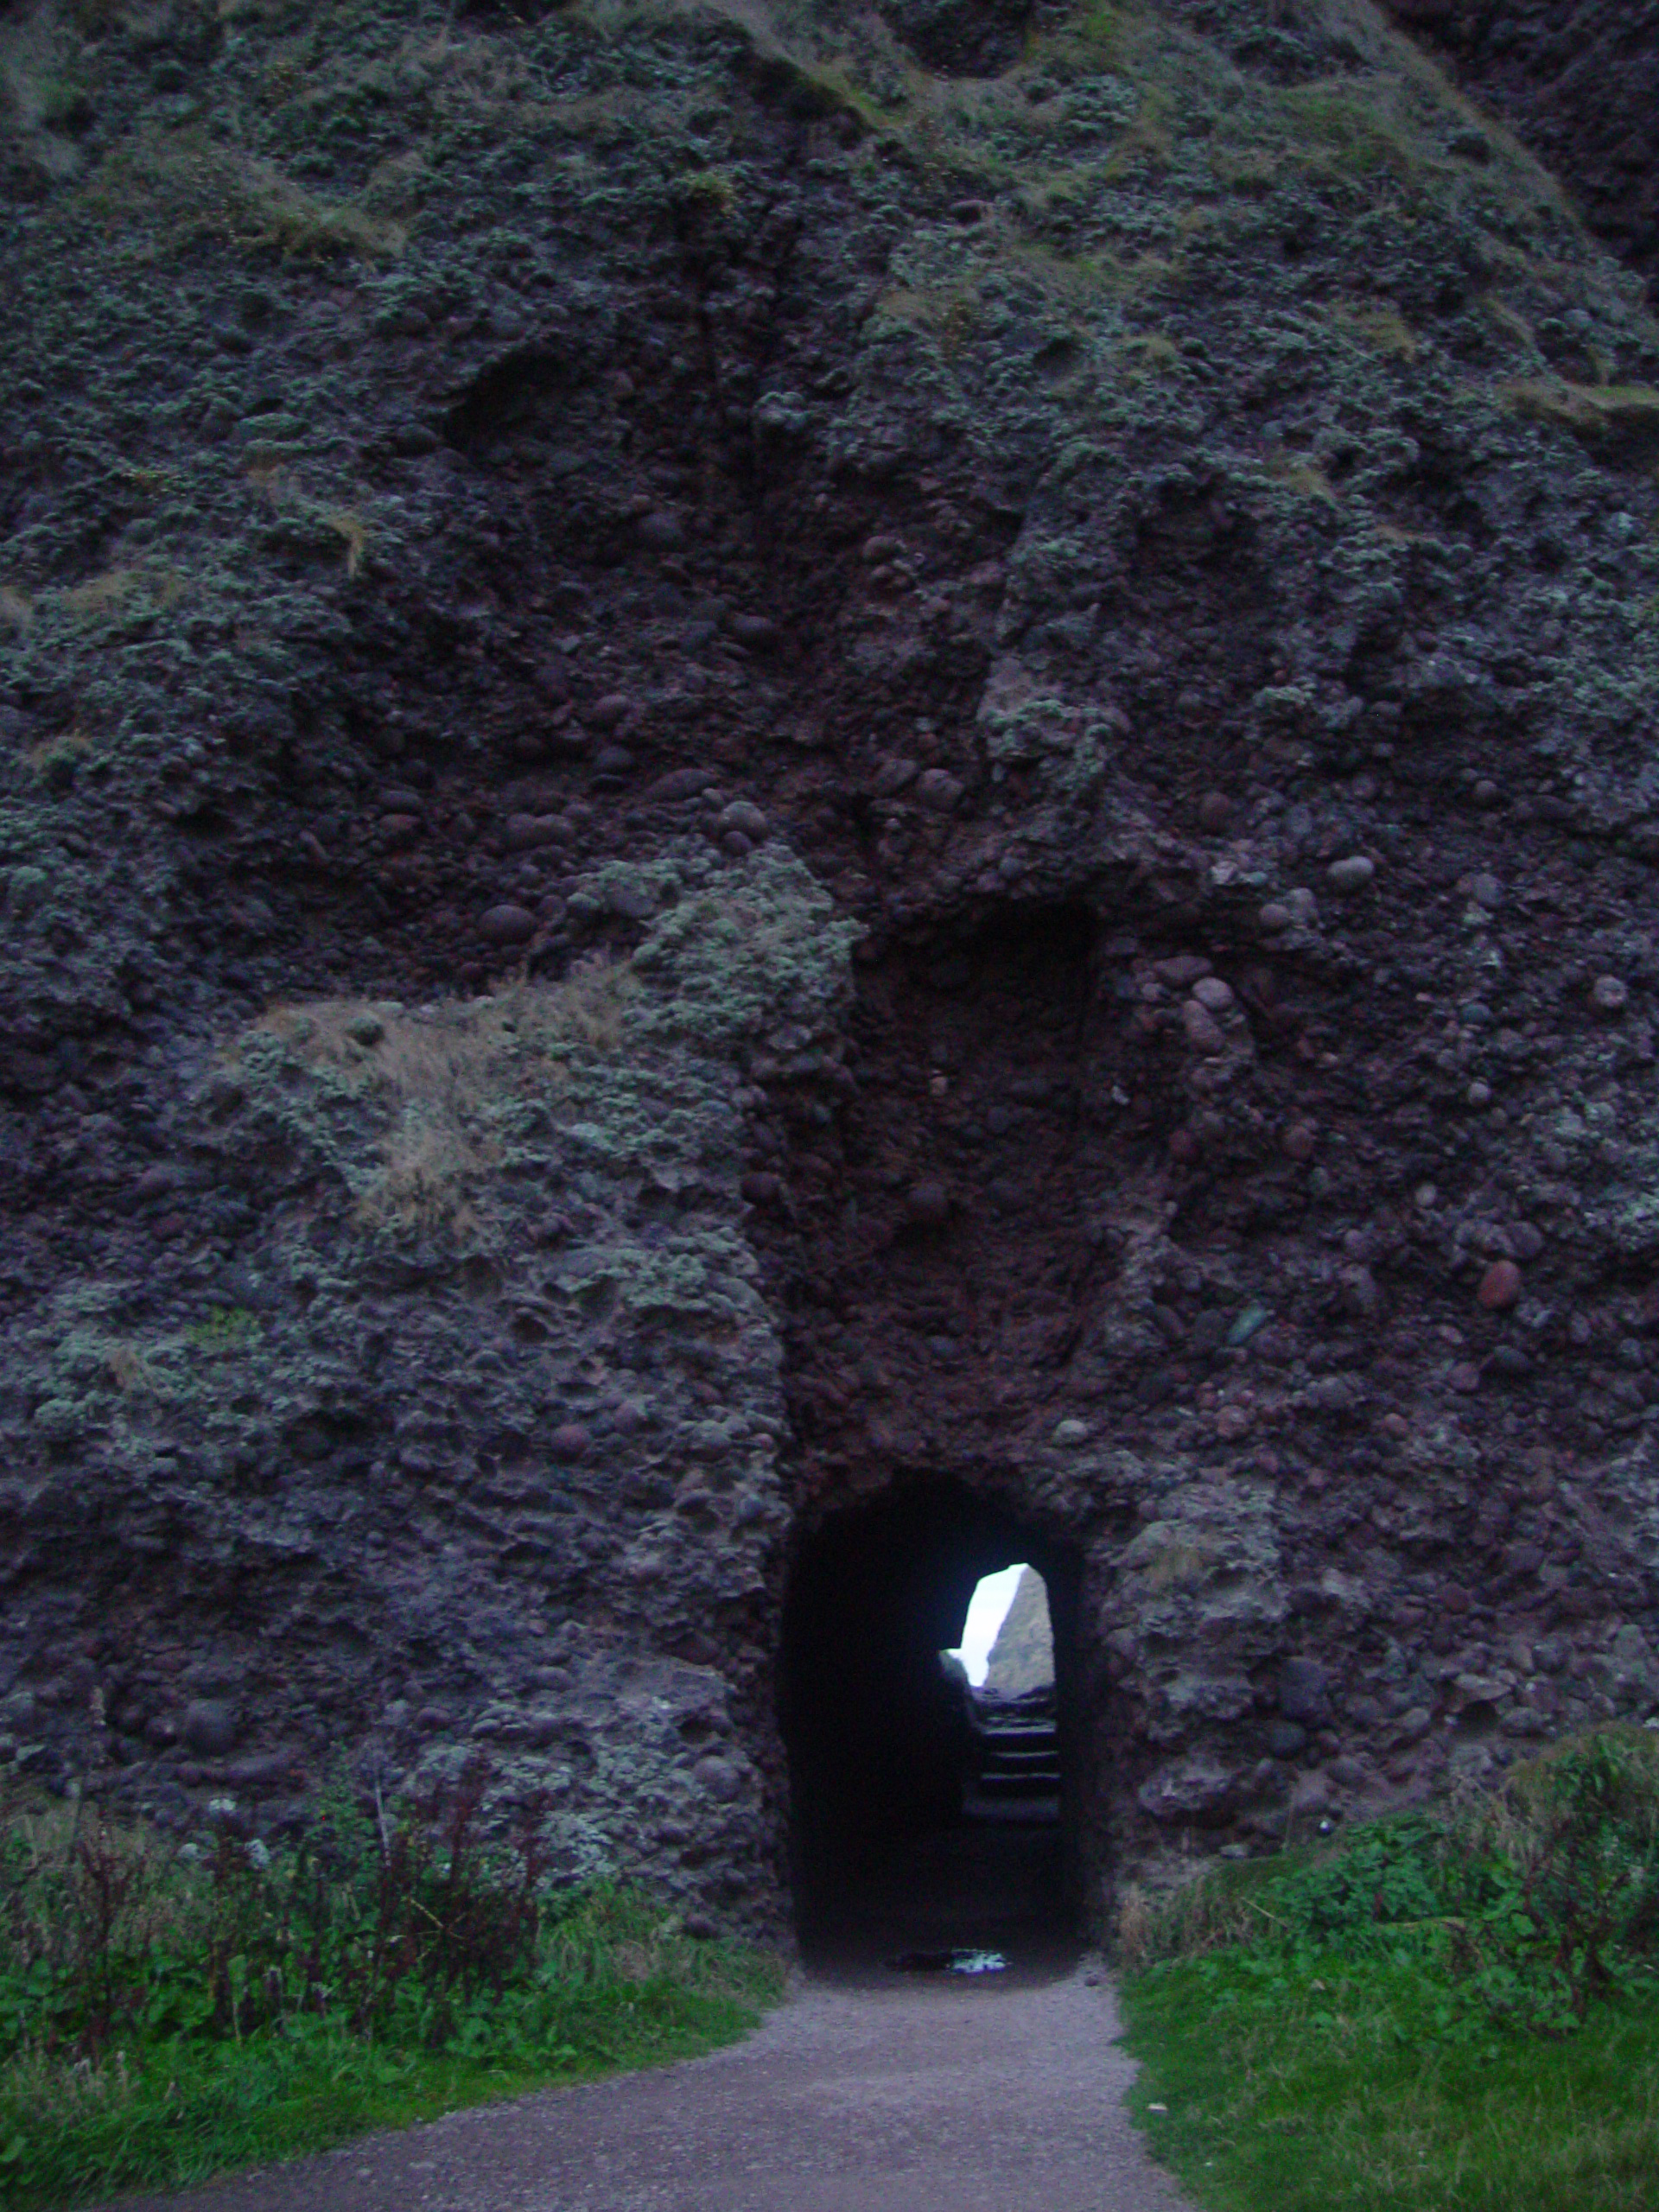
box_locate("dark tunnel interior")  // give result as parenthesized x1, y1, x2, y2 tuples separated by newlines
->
(780, 1480, 1085, 1967)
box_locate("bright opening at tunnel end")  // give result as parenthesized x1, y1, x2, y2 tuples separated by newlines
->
(947, 1564, 1029, 1688)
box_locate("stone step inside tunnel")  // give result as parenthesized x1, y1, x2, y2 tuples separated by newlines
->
(780, 1480, 1084, 1965)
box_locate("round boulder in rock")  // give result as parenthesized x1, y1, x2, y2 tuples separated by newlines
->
(719, 799, 769, 841)
(180, 1700, 239, 1758)
(1278, 1656, 1331, 1726)
(916, 768, 963, 814)
(693, 1754, 745, 1802)
(479, 904, 536, 946)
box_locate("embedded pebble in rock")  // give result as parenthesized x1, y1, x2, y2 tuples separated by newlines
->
(1198, 791, 1233, 833)
(636, 509, 683, 550)
(719, 800, 769, 840)
(605, 880, 657, 920)
(1282, 1122, 1319, 1161)
(1478, 1261, 1524, 1310)
(1327, 855, 1376, 893)
(507, 813, 565, 850)
(906, 1178, 951, 1227)
(588, 694, 632, 731)
(1191, 976, 1235, 1013)
(871, 756, 918, 797)
(1155, 954, 1211, 987)
(549, 1425, 591, 1462)
(1470, 874, 1503, 910)
(647, 766, 719, 803)
(1592, 976, 1630, 1014)
(179, 1700, 238, 1758)
(916, 768, 964, 814)
(1181, 1001, 1227, 1056)
(478, 904, 536, 945)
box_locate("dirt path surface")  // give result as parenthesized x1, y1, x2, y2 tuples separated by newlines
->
(105, 1966, 1192, 2212)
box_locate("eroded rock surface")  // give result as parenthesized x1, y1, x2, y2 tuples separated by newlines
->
(2, 0, 1659, 1927)
(1382, 1, 1659, 301)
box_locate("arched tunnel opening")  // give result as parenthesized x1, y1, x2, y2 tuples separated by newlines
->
(780, 1479, 1086, 1967)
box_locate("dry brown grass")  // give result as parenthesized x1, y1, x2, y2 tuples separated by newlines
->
(104, 1342, 156, 1395)
(79, 129, 405, 258)
(1267, 449, 1339, 505)
(1329, 299, 1417, 360)
(1500, 378, 1659, 455)
(60, 568, 182, 621)
(251, 963, 636, 1232)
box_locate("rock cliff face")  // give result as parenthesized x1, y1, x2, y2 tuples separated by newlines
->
(983, 1567, 1056, 1694)
(1382, 3, 1659, 302)
(2, 0, 1659, 1933)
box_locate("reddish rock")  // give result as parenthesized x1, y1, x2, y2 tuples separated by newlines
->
(549, 1424, 590, 1461)
(1282, 1122, 1318, 1161)
(1478, 1261, 1523, 1311)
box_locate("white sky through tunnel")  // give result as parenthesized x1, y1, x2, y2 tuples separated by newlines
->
(945, 1564, 1028, 1688)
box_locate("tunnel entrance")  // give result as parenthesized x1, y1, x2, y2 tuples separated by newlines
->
(780, 1479, 1084, 1970)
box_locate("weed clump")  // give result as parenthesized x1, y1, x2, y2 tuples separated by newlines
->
(0, 1759, 781, 2208)
(1120, 1730, 1659, 2212)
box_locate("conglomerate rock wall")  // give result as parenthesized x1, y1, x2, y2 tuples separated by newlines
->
(1382, 1, 1659, 302)
(2, 0, 1658, 1930)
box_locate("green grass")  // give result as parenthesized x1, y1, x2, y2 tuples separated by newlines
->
(1122, 1954, 1659, 2211)
(0, 1784, 785, 2211)
(2, 1973, 772, 2212)
(1118, 1730, 1659, 2212)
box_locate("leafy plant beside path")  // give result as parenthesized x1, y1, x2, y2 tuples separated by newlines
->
(0, 1758, 784, 2210)
(1119, 1727, 1659, 2212)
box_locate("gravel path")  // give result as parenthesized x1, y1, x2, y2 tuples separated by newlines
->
(105, 1963, 1194, 2212)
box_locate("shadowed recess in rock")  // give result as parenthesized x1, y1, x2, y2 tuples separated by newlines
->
(780, 1479, 1083, 1959)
